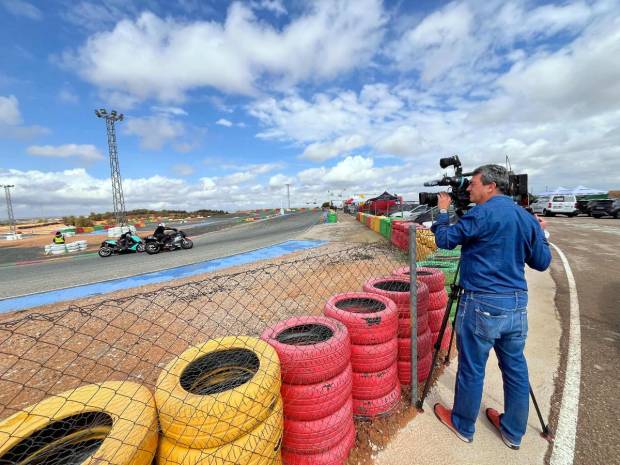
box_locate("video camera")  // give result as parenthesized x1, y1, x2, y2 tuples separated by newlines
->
(419, 155, 529, 215)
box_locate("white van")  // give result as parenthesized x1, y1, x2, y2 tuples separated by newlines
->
(531, 195, 578, 217)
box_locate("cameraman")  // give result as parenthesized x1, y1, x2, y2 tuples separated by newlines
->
(430, 164, 551, 449)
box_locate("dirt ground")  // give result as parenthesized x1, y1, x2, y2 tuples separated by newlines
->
(0, 213, 449, 464)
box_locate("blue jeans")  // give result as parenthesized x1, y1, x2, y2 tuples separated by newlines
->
(451, 290, 529, 444)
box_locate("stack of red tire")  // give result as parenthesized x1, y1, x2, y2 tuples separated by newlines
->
(393, 266, 452, 351)
(362, 276, 432, 385)
(261, 316, 355, 465)
(390, 221, 407, 251)
(324, 292, 400, 418)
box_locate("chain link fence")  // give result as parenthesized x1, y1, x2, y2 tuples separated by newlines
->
(0, 237, 456, 465)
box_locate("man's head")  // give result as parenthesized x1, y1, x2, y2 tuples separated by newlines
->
(467, 164, 509, 204)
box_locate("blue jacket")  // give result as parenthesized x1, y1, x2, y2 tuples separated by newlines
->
(430, 195, 551, 292)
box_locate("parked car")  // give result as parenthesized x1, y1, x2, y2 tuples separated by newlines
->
(576, 199, 591, 216)
(531, 195, 578, 217)
(588, 199, 620, 218)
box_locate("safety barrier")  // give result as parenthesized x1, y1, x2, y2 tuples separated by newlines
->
(1, 239, 459, 464)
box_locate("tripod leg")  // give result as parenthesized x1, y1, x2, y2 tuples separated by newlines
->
(530, 385, 553, 440)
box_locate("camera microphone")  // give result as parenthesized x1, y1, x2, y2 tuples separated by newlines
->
(423, 180, 439, 187)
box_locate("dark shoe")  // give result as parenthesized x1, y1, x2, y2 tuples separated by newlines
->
(486, 408, 520, 450)
(434, 403, 473, 443)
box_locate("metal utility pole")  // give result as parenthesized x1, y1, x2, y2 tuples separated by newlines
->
(95, 108, 127, 226)
(3, 185, 16, 235)
(285, 183, 291, 209)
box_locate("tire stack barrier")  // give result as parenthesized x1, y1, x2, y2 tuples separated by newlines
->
(416, 259, 459, 318)
(48, 244, 66, 255)
(394, 266, 451, 351)
(323, 292, 400, 419)
(261, 317, 355, 465)
(0, 381, 158, 465)
(155, 336, 283, 465)
(362, 276, 432, 386)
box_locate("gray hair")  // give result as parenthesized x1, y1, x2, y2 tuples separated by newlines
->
(472, 164, 509, 193)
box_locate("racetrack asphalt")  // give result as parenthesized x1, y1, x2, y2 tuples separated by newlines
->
(0, 211, 321, 299)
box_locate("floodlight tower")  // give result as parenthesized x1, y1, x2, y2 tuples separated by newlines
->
(3, 185, 16, 235)
(95, 108, 127, 226)
(285, 183, 291, 209)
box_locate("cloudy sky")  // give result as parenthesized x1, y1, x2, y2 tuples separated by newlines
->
(1, 0, 619, 217)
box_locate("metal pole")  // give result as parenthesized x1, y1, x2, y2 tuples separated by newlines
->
(95, 109, 127, 226)
(286, 183, 291, 209)
(409, 225, 418, 405)
(3, 185, 16, 235)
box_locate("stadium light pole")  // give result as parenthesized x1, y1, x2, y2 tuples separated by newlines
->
(95, 108, 127, 226)
(285, 183, 291, 209)
(2, 185, 16, 235)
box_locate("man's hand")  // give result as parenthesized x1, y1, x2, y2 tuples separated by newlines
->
(438, 192, 452, 210)
(535, 214, 547, 230)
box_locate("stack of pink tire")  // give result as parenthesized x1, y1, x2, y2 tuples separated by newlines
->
(394, 266, 452, 350)
(261, 316, 355, 465)
(362, 276, 432, 386)
(324, 292, 400, 418)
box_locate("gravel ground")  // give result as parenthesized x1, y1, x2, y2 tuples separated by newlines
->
(0, 213, 448, 465)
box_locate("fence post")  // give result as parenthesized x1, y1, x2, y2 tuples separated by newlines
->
(409, 225, 418, 405)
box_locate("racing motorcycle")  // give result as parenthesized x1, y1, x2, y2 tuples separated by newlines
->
(98, 234, 145, 257)
(144, 230, 193, 255)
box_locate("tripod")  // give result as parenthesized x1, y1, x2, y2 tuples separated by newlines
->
(416, 257, 552, 440)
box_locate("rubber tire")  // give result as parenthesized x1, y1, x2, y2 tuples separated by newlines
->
(136, 242, 145, 253)
(397, 329, 432, 362)
(392, 267, 445, 293)
(0, 381, 158, 465)
(352, 382, 401, 418)
(283, 397, 354, 455)
(433, 325, 453, 351)
(280, 364, 353, 422)
(261, 316, 351, 385)
(145, 242, 160, 254)
(398, 351, 432, 385)
(98, 247, 112, 257)
(323, 292, 398, 345)
(281, 423, 355, 465)
(428, 289, 448, 311)
(351, 363, 398, 400)
(398, 312, 428, 337)
(350, 338, 397, 373)
(362, 276, 410, 305)
(155, 336, 281, 450)
(158, 398, 283, 465)
(427, 306, 447, 333)
(181, 238, 193, 249)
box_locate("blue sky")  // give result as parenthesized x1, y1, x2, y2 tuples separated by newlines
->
(1, 0, 619, 217)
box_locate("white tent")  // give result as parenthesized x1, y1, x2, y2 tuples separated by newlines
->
(536, 185, 607, 196)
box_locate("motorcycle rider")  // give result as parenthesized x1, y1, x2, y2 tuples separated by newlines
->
(153, 223, 178, 248)
(117, 231, 134, 252)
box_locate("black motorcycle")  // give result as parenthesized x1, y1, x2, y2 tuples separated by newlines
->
(144, 230, 193, 255)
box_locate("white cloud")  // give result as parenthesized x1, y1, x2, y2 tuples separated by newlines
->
(0, 95, 21, 125)
(123, 116, 185, 150)
(301, 134, 365, 161)
(152, 105, 187, 116)
(216, 118, 233, 127)
(58, 88, 79, 104)
(1, 0, 42, 20)
(0, 94, 50, 139)
(268, 173, 294, 188)
(172, 164, 195, 176)
(27, 144, 103, 161)
(251, 0, 287, 16)
(63, 0, 386, 102)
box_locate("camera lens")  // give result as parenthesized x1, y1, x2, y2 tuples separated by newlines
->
(439, 156, 457, 169)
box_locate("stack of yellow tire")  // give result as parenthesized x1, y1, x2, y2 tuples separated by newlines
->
(0, 381, 159, 465)
(415, 229, 437, 260)
(155, 336, 284, 465)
